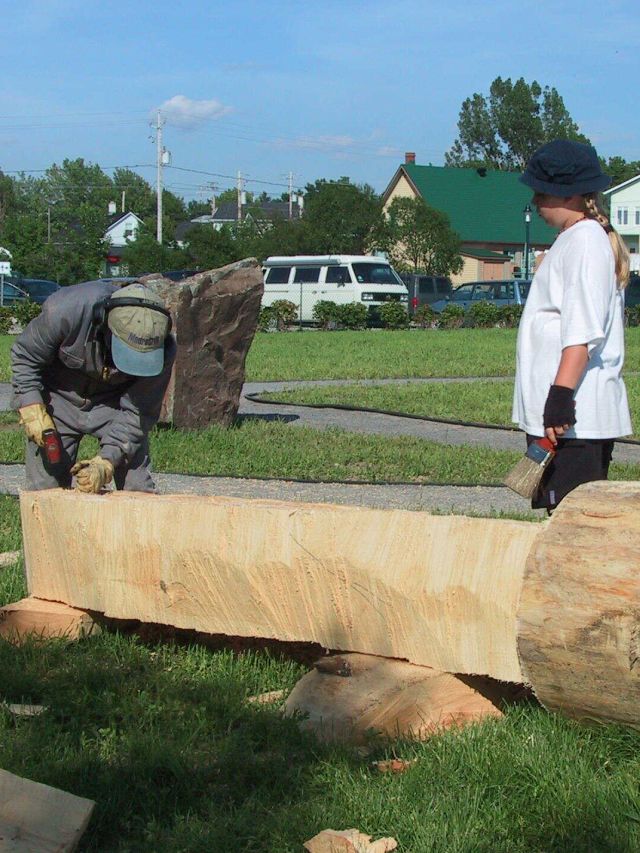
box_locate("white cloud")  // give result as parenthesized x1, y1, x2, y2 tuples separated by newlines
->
(375, 146, 402, 157)
(155, 95, 232, 130)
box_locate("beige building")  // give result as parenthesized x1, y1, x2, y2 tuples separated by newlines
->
(382, 153, 556, 284)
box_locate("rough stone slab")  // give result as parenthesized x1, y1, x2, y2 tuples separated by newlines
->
(142, 259, 263, 428)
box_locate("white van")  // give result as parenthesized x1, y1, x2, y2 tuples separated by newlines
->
(262, 255, 408, 323)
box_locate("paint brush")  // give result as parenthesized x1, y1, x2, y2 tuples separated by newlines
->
(503, 437, 555, 499)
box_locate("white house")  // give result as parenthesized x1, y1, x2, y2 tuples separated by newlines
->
(104, 212, 144, 248)
(604, 176, 640, 271)
(103, 212, 144, 277)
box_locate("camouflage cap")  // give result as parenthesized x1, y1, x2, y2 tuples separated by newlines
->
(107, 283, 170, 377)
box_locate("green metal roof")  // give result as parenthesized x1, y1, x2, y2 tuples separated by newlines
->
(460, 246, 510, 260)
(401, 164, 556, 246)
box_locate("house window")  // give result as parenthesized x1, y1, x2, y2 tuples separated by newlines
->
(635, 208, 640, 226)
(124, 228, 134, 239)
(617, 207, 629, 226)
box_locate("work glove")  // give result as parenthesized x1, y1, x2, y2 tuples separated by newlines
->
(70, 456, 114, 494)
(543, 384, 576, 430)
(18, 403, 56, 447)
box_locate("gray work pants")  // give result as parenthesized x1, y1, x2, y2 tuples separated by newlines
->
(25, 392, 156, 493)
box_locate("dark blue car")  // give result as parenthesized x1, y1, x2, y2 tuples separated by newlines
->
(18, 278, 60, 304)
(431, 279, 531, 313)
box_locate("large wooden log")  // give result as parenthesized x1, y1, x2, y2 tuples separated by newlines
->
(18, 483, 640, 727)
(517, 481, 640, 728)
(20, 489, 538, 682)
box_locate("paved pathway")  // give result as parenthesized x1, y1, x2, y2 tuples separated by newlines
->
(2, 378, 638, 515)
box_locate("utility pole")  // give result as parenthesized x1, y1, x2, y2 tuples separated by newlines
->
(121, 190, 126, 213)
(237, 171, 244, 224)
(156, 110, 164, 245)
(288, 171, 294, 220)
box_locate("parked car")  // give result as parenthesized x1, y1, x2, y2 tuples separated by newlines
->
(625, 272, 640, 307)
(262, 255, 407, 323)
(431, 279, 531, 313)
(161, 269, 199, 282)
(17, 278, 60, 304)
(399, 273, 453, 315)
(0, 277, 29, 307)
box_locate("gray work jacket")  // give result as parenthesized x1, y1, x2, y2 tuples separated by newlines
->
(11, 280, 176, 467)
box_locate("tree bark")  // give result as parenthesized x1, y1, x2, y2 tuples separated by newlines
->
(517, 480, 640, 728)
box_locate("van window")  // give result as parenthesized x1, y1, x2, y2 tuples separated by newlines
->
(266, 267, 291, 284)
(325, 266, 351, 284)
(293, 266, 321, 283)
(352, 263, 398, 284)
(418, 277, 433, 294)
(436, 280, 451, 296)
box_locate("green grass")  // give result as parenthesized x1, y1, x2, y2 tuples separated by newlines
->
(260, 376, 640, 440)
(0, 334, 12, 382)
(1, 581, 640, 852)
(245, 327, 640, 381)
(1, 419, 639, 486)
(4, 328, 640, 384)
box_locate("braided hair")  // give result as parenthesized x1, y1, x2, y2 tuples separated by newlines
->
(583, 193, 630, 287)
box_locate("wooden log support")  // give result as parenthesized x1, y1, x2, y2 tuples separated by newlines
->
(0, 769, 94, 852)
(0, 597, 100, 643)
(283, 653, 503, 742)
(15, 482, 640, 729)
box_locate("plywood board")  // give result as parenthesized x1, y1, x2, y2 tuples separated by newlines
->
(0, 769, 94, 852)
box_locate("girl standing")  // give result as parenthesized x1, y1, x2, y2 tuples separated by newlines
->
(513, 139, 632, 511)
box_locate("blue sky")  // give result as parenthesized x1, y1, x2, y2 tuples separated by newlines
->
(1, 0, 637, 201)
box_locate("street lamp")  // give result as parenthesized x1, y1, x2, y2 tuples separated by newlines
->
(523, 204, 532, 280)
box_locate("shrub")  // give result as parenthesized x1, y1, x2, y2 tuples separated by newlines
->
(379, 301, 409, 330)
(625, 305, 640, 327)
(270, 299, 298, 330)
(335, 302, 368, 330)
(366, 305, 381, 327)
(467, 300, 500, 328)
(498, 304, 524, 328)
(312, 300, 339, 330)
(12, 299, 41, 327)
(413, 304, 436, 329)
(0, 308, 12, 334)
(257, 306, 276, 332)
(437, 304, 465, 329)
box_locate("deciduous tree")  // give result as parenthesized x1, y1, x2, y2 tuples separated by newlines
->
(446, 77, 589, 170)
(383, 197, 463, 276)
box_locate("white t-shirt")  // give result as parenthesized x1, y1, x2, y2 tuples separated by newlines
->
(513, 219, 632, 439)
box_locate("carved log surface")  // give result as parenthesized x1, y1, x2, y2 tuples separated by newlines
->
(517, 481, 640, 728)
(20, 490, 538, 682)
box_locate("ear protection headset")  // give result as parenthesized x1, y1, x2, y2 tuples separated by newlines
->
(91, 295, 173, 334)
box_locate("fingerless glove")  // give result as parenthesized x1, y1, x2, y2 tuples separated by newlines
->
(543, 384, 576, 429)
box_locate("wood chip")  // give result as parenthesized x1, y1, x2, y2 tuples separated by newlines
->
(372, 758, 417, 774)
(246, 689, 286, 705)
(5, 703, 48, 718)
(0, 551, 20, 569)
(303, 829, 398, 853)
